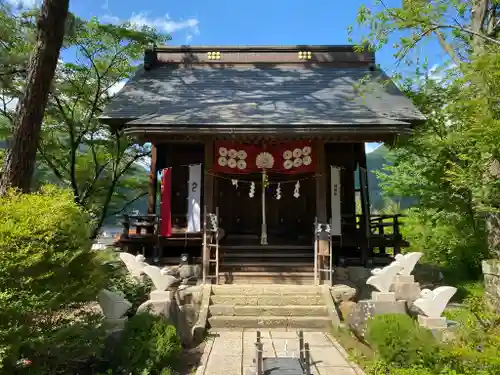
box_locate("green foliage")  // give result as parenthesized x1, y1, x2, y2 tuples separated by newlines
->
(365, 314, 437, 368)
(0, 185, 109, 372)
(98, 250, 153, 314)
(113, 313, 182, 375)
(0, 13, 168, 235)
(364, 288, 500, 375)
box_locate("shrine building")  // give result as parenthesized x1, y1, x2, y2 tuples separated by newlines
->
(99, 45, 425, 285)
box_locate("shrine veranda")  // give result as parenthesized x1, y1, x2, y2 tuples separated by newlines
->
(99, 45, 425, 284)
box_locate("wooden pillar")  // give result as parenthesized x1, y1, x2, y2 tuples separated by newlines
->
(147, 143, 158, 215)
(204, 139, 214, 213)
(357, 143, 371, 266)
(315, 140, 329, 281)
(203, 139, 214, 283)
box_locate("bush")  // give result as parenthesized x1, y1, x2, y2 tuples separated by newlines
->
(113, 313, 182, 375)
(365, 314, 437, 368)
(98, 250, 153, 315)
(0, 186, 109, 372)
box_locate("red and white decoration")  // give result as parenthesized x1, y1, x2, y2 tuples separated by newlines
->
(213, 141, 316, 174)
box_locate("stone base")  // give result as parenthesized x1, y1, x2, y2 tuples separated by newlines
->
(103, 317, 127, 332)
(391, 281, 421, 302)
(347, 299, 407, 337)
(371, 291, 396, 302)
(418, 315, 447, 329)
(150, 290, 174, 301)
(395, 275, 415, 283)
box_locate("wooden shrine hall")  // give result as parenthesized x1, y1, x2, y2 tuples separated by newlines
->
(99, 45, 425, 285)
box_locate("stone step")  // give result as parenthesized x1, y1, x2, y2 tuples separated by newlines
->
(211, 284, 322, 296)
(209, 304, 327, 317)
(222, 251, 312, 258)
(208, 315, 332, 330)
(210, 294, 325, 306)
(218, 271, 314, 283)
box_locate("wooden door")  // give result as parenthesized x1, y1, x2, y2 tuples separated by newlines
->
(265, 173, 315, 244)
(217, 173, 261, 235)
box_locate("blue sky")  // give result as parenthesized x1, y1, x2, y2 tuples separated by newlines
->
(10, 0, 448, 153)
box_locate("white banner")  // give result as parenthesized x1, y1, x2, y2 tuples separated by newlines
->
(330, 166, 342, 236)
(187, 164, 202, 233)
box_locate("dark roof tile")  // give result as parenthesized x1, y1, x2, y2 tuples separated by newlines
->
(100, 64, 425, 126)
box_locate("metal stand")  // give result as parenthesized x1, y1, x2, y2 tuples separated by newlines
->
(254, 330, 311, 375)
(202, 206, 220, 284)
(314, 218, 334, 285)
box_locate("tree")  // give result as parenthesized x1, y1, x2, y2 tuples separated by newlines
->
(0, 12, 169, 236)
(0, 0, 70, 194)
(351, 0, 500, 267)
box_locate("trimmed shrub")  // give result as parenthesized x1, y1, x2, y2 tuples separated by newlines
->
(0, 186, 109, 372)
(113, 312, 182, 375)
(365, 314, 437, 368)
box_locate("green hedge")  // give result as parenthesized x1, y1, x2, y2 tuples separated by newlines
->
(0, 186, 109, 372)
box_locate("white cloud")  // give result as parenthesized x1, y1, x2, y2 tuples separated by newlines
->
(128, 13, 200, 34)
(365, 143, 382, 153)
(5, 0, 39, 8)
(108, 79, 127, 96)
(100, 12, 200, 40)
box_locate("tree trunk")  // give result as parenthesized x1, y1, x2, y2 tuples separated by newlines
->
(0, 0, 69, 194)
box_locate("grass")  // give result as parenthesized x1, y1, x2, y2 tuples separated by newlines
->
(331, 325, 374, 369)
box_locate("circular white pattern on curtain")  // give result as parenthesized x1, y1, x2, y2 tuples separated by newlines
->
(283, 150, 293, 160)
(237, 150, 247, 160)
(219, 147, 228, 157)
(293, 158, 303, 167)
(228, 158, 237, 168)
(302, 155, 312, 166)
(256, 152, 274, 169)
(302, 146, 311, 156)
(292, 148, 302, 158)
(218, 157, 227, 166)
(237, 160, 247, 170)
(228, 149, 237, 159)
(283, 160, 293, 169)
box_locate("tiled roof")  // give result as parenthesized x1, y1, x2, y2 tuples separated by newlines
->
(100, 64, 425, 127)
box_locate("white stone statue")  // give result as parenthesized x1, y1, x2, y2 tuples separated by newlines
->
(143, 265, 180, 291)
(413, 286, 457, 318)
(119, 252, 148, 279)
(97, 289, 132, 319)
(394, 252, 423, 276)
(366, 261, 404, 293)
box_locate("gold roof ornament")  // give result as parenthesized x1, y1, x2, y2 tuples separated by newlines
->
(298, 51, 312, 60)
(207, 51, 222, 60)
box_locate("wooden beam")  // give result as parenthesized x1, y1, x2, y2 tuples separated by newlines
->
(315, 140, 327, 222)
(147, 143, 158, 215)
(204, 139, 214, 213)
(315, 141, 329, 274)
(357, 143, 371, 265)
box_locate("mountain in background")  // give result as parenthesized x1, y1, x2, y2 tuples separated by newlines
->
(365, 145, 414, 211)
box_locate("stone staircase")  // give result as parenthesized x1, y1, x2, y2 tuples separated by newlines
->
(207, 285, 333, 331)
(218, 245, 314, 284)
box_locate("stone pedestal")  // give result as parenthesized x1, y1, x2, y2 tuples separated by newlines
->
(391, 277, 421, 302)
(347, 299, 407, 337)
(418, 315, 447, 329)
(395, 275, 415, 283)
(103, 317, 127, 333)
(150, 290, 174, 301)
(371, 291, 396, 302)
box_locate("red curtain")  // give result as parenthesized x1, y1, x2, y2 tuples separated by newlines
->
(213, 141, 316, 174)
(159, 168, 172, 237)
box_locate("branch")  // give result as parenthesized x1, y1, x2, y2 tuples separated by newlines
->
(435, 23, 500, 46)
(53, 95, 80, 200)
(106, 191, 148, 218)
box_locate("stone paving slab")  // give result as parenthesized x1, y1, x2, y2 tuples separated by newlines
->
(195, 329, 366, 375)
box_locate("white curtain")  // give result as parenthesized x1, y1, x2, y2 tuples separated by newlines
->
(330, 166, 342, 236)
(187, 164, 202, 233)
